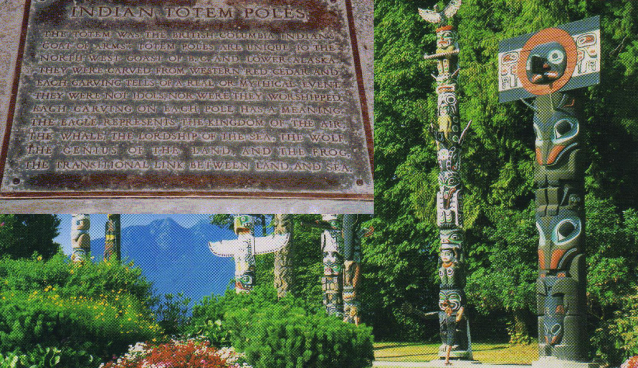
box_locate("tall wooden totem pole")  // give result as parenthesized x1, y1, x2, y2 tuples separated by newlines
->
(71, 214, 90, 262)
(342, 214, 363, 325)
(273, 214, 294, 298)
(208, 215, 290, 293)
(419, 0, 472, 360)
(318, 214, 344, 318)
(104, 214, 121, 261)
(499, 17, 600, 368)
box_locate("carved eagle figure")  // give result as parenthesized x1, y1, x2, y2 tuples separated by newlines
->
(418, 0, 462, 25)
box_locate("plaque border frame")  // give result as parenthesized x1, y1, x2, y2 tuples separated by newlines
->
(0, 0, 374, 203)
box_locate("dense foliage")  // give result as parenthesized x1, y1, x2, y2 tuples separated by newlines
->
(0, 254, 163, 367)
(373, 0, 638, 364)
(0, 215, 61, 260)
(190, 286, 374, 368)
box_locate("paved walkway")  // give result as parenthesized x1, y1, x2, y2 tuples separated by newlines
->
(373, 361, 531, 368)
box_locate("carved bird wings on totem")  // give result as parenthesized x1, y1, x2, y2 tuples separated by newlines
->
(208, 233, 290, 257)
(254, 233, 290, 255)
(208, 239, 240, 257)
(418, 0, 461, 25)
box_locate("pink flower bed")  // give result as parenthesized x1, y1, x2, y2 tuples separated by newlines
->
(622, 356, 638, 368)
(100, 338, 251, 368)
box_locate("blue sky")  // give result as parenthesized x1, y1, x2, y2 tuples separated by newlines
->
(55, 214, 212, 255)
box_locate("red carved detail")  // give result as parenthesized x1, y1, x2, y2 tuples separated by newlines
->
(547, 145, 566, 165)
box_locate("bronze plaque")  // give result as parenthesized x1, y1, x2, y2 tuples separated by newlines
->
(0, 0, 372, 202)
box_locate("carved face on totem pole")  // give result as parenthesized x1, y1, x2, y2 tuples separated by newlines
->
(321, 214, 343, 316)
(436, 26, 458, 54)
(437, 171, 463, 229)
(439, 230, 465, 290)
(71, 214, 90, 261)
(321, 215, 342, 275)
(534, 110, 579, 171)
(526, 41, 568, 85)
(439, 290, 463, 312)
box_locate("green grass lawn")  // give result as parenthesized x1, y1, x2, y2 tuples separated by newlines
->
(374, 342, 538, 365)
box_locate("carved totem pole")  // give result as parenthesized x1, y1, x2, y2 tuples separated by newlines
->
(104, 214, 121, 261)
(273, 214, 294, 298)
(71, 214, 90, 262)
(208, 215, 290, 293)
(342, 214, 362, 325)
(499, 17, 600, 367)
(317, 214, 344, 318)
(418, 0, 472, 360)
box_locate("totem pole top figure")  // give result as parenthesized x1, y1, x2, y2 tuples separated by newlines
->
(208, 215, 291, 256)
(418, 0, 461, 27)
(208, 215, 290, 293)
(498, 17, 601, 103)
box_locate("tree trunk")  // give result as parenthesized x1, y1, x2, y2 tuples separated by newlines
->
(508, 309, 531, 345)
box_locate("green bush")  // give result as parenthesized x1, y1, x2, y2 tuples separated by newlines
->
(188, 286, 282, 347)
(155, 292, 191, 337)
(593, 286, 638, 366)
(191, 286, 374, 368)
(0, 254, 163, 366)
(0, 253, 154, 303)
(0, 345, 95, 368)
(236, 305, 374, 368)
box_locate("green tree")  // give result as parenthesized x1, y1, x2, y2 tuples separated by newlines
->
(0, 215, 61, 260)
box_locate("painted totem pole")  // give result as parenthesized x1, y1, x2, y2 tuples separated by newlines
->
(208, 215, 290, 293)
(499, 17, 600, 367)
(318, 214, 344, 318)
(342, 214, 362, 325)
(273, 214, 294, 298)
(71, 214, 90, 262)
(104, 214, 121, 261)
(419, 0, 472, 360)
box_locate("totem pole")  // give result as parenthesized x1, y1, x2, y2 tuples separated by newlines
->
(104, 214, 121, 261)
(273, 214, 294, 298)
(498, 17, 600, 367)
(303, 215, 344, 317)
(71, 214, 90, 262)
(342, 214, 362, 325)
(319, 214, 344, 318)
(208, 215, 290, 293)
(418, 0, 473, 360)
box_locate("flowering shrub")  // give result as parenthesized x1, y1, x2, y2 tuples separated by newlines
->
(0, 254, 163, 367)
(100, 339, 251, 368)
(622, 356, 638, 368)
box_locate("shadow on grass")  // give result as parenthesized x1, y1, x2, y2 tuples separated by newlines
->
(376, 342, 436, 350)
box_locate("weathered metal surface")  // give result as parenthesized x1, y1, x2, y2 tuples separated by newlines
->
(0, 0, 373, 205)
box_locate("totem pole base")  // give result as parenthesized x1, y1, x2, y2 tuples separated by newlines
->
(532, 357, 598, 368)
